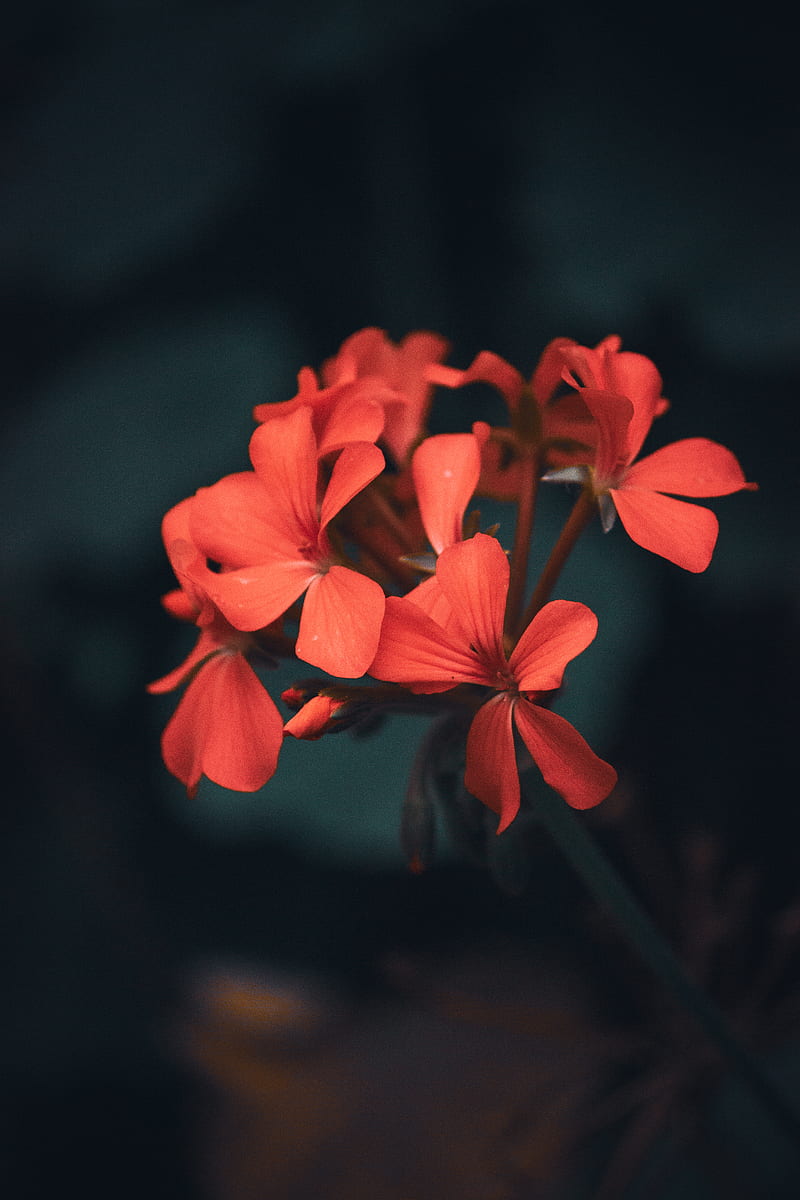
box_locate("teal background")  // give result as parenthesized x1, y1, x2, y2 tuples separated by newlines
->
(1, 3, 797, 1196)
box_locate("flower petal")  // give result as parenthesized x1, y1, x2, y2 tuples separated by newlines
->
(561, 338, 663, 462)
(319, 442, 385, 531)
(369, 595, 493, 690)
(513, 700, 617, 810)
(464, 693, 520, 832)
(297, 566, 385, 677)
(404, 574, 458, 634)
(610, 487, 719, 573)
(510, 600, 598, 693)
(283, 694, 345, 740)
(531, 338, 577, 404)
(577, 389, 634, 482)
(191, 472, 294, 567)
(428, 350, 525, 411)
(412, 433, 481, 555)
(160, 652, 283, 796)
(323, 327, 449, 463)
(435, 533, 508, 667)
(624, 438, 756, 498)
(209, 558, 316, 630)
(248, 406, 319, 540)
(148, 626, 223, 694)
(316, 385, 387, 456)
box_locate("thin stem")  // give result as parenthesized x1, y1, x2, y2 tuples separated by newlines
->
(520, 486, 596, 627)
(505, 450, 539, 640)
(532, 784, 800, 1155)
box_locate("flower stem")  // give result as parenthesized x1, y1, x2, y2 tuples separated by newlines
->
(505, 450, 539, 640)
(519, 486, 596, 628)
(532, 784, 800, 1153)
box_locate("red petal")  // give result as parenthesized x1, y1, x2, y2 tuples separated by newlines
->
(319, 442, 385, 530)
(610, 487, 718, 572)
(283, 695, 344, 740)
(404, 575, 458, 635)
(209, 558, 315, 630)
(598, 344, 664, 461)
(316, 386, 386, 456)
(531, 337, 577, 403)
(248, 407, 319, 540)
(510, 600, 598, 692)
(624, 438, 756, 498)
(561, 339, 663, 462)
(191, 472, 295, 567)
(435, 533, 508, 667)
(148, 627, 223, 694)
(513, 700, 617, 810)
(160, 652, 283, 795)
(252, 365, 319, 421)
(578, 389, 634, 482)
(324, 328, 449, 463)
(464, 693, 520, 832)
(161, 495, 195, 546)
(412, 433, 481, 554)
(428, 351, 525, 410)
(297, 566, 385, 677)
(161, 587, 197, 622)
(368, 595, 493, 690)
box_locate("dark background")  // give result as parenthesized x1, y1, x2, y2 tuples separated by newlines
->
(2, 3, 798, 1197)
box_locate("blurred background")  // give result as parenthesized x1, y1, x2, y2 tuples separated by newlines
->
(2, 2, 798, 1197)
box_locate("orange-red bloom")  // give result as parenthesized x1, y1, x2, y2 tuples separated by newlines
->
(191, 406, 387, 677)
(369, 533, 617, 831)
(148, 499, 284, 796)
(553, 339, 757, 572)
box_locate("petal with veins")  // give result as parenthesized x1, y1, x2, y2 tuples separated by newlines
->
(412, 433, 481, 555)
(514, 700, 617, 811)
(465, 693, 520, 832)
(319, 442, 385, 530)
(511, 600, 598, 693)
(624, 438, 756, 498)
(435, 534, 508, 667)
(297, 566, 385, 677)
(369, 595, 492, 690)
(610, 487, 719, 573)
(161, 653, 283, 796)
(209, 558, 316, 631)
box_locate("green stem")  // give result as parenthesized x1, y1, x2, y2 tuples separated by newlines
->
(505, 451, 539, 640)
(520, 486, 597, 628)
(532, 784, 800, 1153)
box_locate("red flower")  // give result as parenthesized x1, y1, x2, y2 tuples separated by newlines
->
(148, 499, 284, 796)
(552, 340, 757, 572)
(369, 533, 617, 831)
(191, 406, 387, 677)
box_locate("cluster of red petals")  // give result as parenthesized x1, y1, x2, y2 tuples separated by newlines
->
(428, 336, 600, 495)
(253, 327, 449, 465)
(369, 533, 618, 831)
(147, 499, 284, 796)
(151, 325, 755, 828)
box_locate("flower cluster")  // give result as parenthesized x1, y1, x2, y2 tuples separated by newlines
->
(150, 328, 755, 849)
